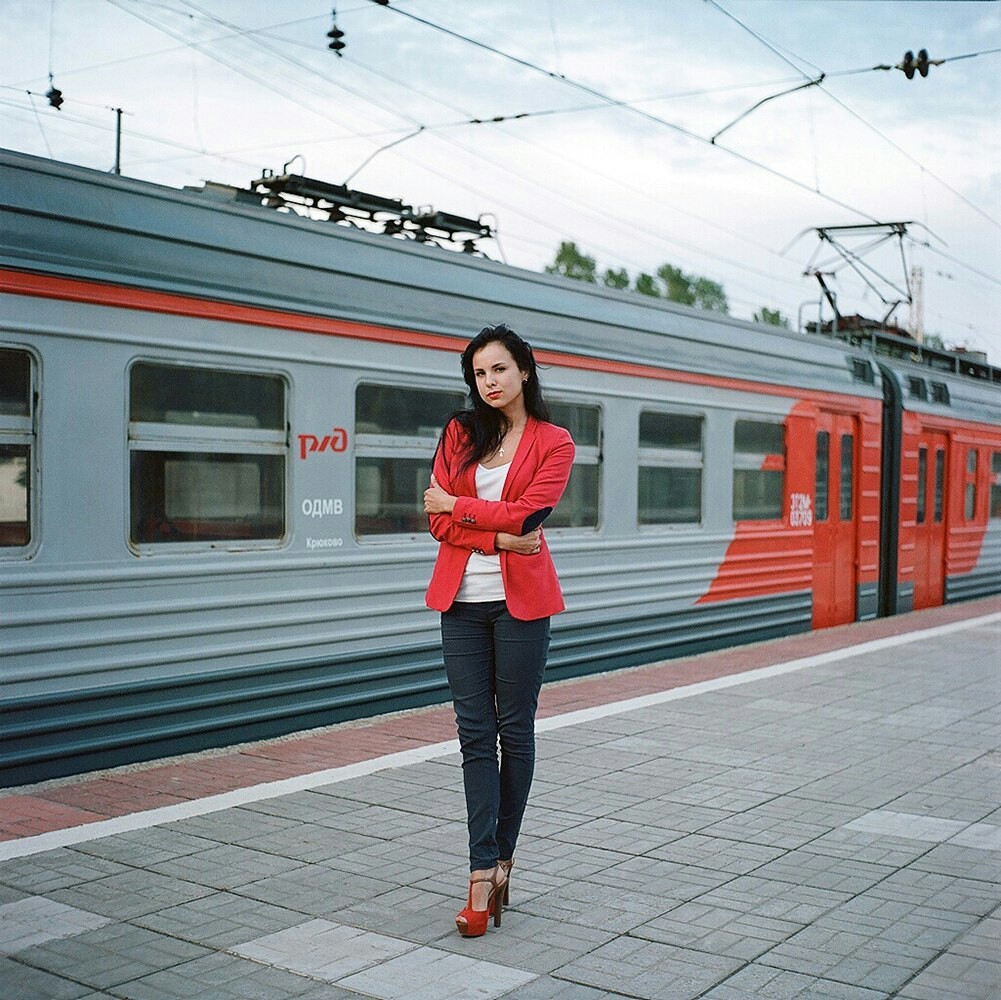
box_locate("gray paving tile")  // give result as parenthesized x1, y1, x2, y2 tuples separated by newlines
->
(166, 807, 301, 846)
(332, 885, 460, 945)
(552, 935, 741, 999)
(646, 832, 786, 875)
(949, 915, 1001, 962)
(844, 809, 969, 842)
(497, 974, 615, 999)
(632, 898, 801, 961)
(146, 843, 308, 889)
(232, 918, 415, 981)
(0, 849, 131, 894)
(696, 874, 852, 923)
(607, 797, 732, 834)
(236, 864, 396, 916)
(132, 890, 309, 948)
(952, 822, 1001, 852)
(74, 827, 215, 866)
(586, 854, 733, 901)
(13, 922, 210, 990)
(337, 946, 537, 999)
(895, 952, 1001, 999)
(747, 849, 896, 895)
(0, 896, 112, 955)
(434, 910, 617, 974)
(48, 868, 214, 919)
(112, 951, 349, 999)
(519, 879, 677, 933)
(702, 964, 890, 999)
(910, 842, 1001, 883)
(866, 868, 1001, 918)
(321, 840, 460, 885)
(0, 956, 96, 999)
(237, 822, 380, 864)
(550, 815, 683, 855)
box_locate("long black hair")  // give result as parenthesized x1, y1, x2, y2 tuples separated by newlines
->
(447, 324, 550, 472)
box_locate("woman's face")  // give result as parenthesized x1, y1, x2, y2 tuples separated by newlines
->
(471, 341, 528, 414)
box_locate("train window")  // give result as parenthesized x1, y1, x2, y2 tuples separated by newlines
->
(907, 377, 928, 401)
(916, 447, 927, 524)
(991, 453, 1001, 519)
(547, 402, 600, 528)
(128, 362, 287, 546)
(965, 449, 978, 520)
(355, 384, 466, 535)
(934, 450, 945, 523)
(850, 358, 874, 384)
(840, 434, 853, 521)
(733, 419, 784, 521)
(815, 432, 829, 522)
(0, 348, 33, 548)
(638, 411, 702, 525)
(930, 382, 950, 405)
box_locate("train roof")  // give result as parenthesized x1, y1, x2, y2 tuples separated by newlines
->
(1, 148, 995, 419)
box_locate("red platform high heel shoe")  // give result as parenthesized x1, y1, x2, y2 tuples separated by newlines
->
(455, 866, 507, 937)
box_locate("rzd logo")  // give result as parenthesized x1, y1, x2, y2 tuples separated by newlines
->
(298, 429, 348, 459)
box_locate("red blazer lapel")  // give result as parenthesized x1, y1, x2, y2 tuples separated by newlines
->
(502, 416, 538, 500)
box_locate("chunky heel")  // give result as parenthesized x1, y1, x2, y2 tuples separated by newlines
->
(497, 858, 514, 907)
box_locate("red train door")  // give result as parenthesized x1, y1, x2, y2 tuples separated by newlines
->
(912, 432, 948, 609)
(813, 412, 857, 627)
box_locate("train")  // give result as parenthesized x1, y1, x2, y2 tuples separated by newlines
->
(2, 148, 999, 787)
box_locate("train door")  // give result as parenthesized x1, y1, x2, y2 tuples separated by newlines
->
(813, 412, 857, 627)
(912, 431, 948, 609)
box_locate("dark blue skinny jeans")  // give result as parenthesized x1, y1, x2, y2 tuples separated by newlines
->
(441, 600, 551, 872)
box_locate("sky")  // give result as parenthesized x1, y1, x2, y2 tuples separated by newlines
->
(2, 0, 1000, 361)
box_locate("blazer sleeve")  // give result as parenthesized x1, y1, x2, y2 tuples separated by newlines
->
(450, 429, 575, 534)
(427, 419, 499, 555)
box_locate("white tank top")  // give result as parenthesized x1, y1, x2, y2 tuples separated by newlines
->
(454, 462, 510, 602)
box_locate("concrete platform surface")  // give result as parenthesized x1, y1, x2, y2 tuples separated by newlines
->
(1, 597, 999, 999)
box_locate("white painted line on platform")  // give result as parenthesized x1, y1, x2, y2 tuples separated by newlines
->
(2, 610, 998, 862)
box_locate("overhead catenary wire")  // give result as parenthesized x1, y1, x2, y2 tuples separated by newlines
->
(703, 0, 1001, 232)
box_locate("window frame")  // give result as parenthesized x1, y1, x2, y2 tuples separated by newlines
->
(732, 416, 787, 523)
(636, 407, 705, 529)
(991, 451, 1001, 521)
(0, 344, 37, 556)
(126, 358, 290, 554)
(545, 396, 602, 533)
(353, 378, 468, 541)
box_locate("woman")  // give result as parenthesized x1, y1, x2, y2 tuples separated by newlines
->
(424, 324, 574, 937)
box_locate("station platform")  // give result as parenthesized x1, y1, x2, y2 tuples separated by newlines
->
(1, 596, 999, 999)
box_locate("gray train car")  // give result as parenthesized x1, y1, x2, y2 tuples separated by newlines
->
(2, 149, 999, 785)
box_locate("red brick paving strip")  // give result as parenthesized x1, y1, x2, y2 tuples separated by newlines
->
(2, 595, 997, 842)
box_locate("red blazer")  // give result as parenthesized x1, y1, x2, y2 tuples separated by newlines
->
(425, 416, 575, 620)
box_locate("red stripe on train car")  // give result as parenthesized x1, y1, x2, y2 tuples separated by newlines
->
(1, 267, 878, 405)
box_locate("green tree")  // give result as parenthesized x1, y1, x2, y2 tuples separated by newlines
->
(634, 273, 661, 297)
(753, 307, 789, 328)
(656, 263, 695, 306)
(545, 241, 597, 283)
(692, 276, 728, 314)
(603, 267, 629, 289)
(656, 263, 728, 313)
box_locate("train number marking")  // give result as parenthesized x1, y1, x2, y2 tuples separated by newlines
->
(302, 498, 344, 517)
(790, 492, 813, 527)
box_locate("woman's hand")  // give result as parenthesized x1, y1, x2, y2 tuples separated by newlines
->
(424, 474, 457, 515)
(495, 528, 542, 555)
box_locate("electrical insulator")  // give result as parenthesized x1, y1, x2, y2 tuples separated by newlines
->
(46, 85, 64, 110)
(916, 48, 930, 77)
(900, 50, 915, 79)
(327, 8, 345, 55)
